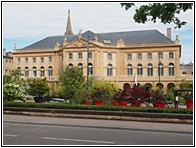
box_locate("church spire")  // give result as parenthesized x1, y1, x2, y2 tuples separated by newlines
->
(65, 9, 73, 35)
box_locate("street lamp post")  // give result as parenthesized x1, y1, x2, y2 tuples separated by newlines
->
(158, 57, 161, 88)
(87, 34, 90, 89)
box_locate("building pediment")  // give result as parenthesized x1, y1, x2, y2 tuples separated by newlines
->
(64, 37, 101, 48)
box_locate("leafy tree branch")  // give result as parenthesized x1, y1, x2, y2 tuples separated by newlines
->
(121, 3, 193, 28)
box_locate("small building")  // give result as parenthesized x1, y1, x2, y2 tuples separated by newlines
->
(180, 61, 193, 81)
(3, 48, 13, 75)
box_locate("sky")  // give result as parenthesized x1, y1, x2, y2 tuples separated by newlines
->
(2, 2, 194, 64)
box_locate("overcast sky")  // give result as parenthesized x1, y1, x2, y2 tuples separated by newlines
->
(2, 2, 194, 64)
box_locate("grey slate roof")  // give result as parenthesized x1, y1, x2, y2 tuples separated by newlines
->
(180, 62, 193, 69)
(23, 29, 175, 49)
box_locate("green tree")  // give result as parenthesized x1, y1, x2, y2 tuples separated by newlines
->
(58, 66, 86, 104)
(178, 80, 193, 102)
(26, 78, 50, 97)
(179, 80, 193, 90)
(3, 69, 25, 87)
(121, 3, 193, 28)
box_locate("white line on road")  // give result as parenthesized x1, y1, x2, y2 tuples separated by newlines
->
(4, 134, 18, 137)
(40, 137, 115, 144)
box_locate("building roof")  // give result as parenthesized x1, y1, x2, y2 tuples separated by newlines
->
(180, 61, 193, 69)
(23, 29, 175, 49)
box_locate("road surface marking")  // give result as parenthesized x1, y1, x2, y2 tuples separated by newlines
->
(4, 134, 18, 137)
(41, 137, 115, 144)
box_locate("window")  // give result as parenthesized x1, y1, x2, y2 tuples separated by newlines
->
(40, 66, 45, 77)
(182, 72, 186, 76)
(169, 63, 174, 76)
(169, 53, 173, 59)
(137, 64, 143, 76)
(148, 53, 152, 59)
(158, 63, 164, 76)
(78, 63, 83, 72)
(108, 54, 112, 60)
(17, 67, 21, 78)
(158, 53, 163, 59)
(107, 64, 112, 76)
(127, 54, 132, 60)
(88, 53, 92, 59)
(127, 64, 132, 76)
(78, 53, 82, 59)
(33, 58, 36, 63)
(32, 67, 37, 77)
(69, 53, 73, 59)
(25, 58, 28, 63)
(25, 67, 29, 77)
(48, 66, 53, 77)
(68, 63, 73, 68)
(18, 58, 21, 63)
(41, 57, 44, 62)
(138, 54, 142, 60)
(49, 57, 52, 62)
(88, 63, 93, 76)
(147, 63, 153, 76)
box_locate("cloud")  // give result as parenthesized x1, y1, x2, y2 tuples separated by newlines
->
(2, 2, 194, 63)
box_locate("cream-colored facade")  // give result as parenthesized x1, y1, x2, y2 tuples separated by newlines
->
(3, 48, 13, 75)
(13, 34, 183, 89)
(179, 62, 193, 81)
(12, 11, 193, 89)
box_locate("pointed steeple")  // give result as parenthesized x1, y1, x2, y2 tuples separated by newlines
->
(65, 9, 73, 35)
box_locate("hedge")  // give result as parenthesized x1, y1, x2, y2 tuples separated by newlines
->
(3, 102, 193, 114)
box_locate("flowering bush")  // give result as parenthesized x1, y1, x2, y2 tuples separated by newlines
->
(3, 83, 26, 102)
(115, 86, 151, 104)
(129, 86, 151, 103)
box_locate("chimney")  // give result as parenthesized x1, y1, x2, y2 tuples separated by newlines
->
(167, 28, 171, 39)
(3, 48, 6, 56)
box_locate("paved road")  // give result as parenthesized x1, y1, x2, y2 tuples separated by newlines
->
(3, 114, 194, 146)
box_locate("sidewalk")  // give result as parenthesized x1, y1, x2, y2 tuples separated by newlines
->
(3, 114, 193, 134)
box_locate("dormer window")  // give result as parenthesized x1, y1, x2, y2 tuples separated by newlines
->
(103, 40, 111, 44)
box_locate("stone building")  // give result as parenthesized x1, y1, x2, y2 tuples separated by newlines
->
(180, 61, 193, 81)
(3, 48, 13, 75)
(12, 10, 192, 89)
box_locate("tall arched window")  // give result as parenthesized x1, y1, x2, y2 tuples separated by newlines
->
(25, 67, 29, 78)
(32, 67, 37, 78)
(158, 63, 163, 76)
(127, 64, 132, 76)
(107, 64, 112, 76)
(40, 66, 45, 77)
(48, 66, 53, 77)
(78, 63, 83, 72)
(169, 63, 174, 76)
(147, 63, 153, 76)
(88, 63, 93, 76)
(137, 64, 143, 76)
(17, 67, 21, 78)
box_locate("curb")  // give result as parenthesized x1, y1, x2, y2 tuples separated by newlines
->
(3, 107, 193, 124)
(3, 121, 193, 135)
